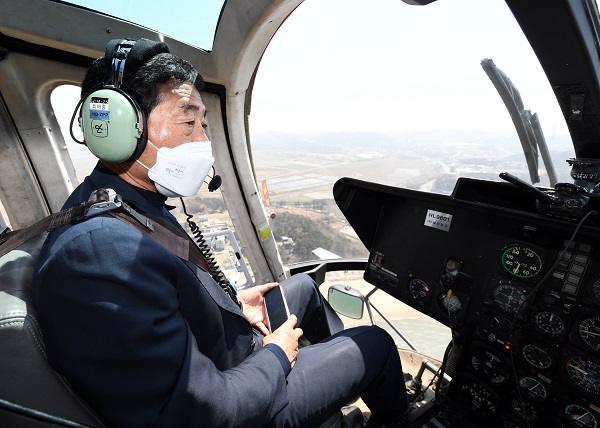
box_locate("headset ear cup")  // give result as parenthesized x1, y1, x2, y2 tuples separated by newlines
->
(80, 87, 144, 162)
(129, 100, 147, 161)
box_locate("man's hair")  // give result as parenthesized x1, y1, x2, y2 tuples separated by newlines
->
(81, 52, 204, 117)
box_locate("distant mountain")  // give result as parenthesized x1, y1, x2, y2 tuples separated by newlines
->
(250, 130, 575, 186)
(250, 130, 574, 157)
(250, 131, 397, 152)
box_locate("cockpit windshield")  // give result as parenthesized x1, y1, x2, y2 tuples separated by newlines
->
(56, 0, 225, 51)
(249, 0, 574, 265)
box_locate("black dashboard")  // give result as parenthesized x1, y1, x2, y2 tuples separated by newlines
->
(334, 177, 600, 428)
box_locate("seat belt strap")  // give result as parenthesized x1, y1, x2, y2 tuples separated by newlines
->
(108, 211, 213, 275)
(0, 189, 213, 275)
(0, 188, 241, 306)
(122, 210, 241, 307)
(87, 189, 237, 304)
(0, 203, 90, 259)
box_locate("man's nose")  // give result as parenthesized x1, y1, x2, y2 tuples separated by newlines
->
(194, 124, 209, 142)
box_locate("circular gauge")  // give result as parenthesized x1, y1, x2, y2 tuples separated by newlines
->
(480, 314, 511, 344)
(518, 376, 548, 402)
(532, 311, 567, 336)
(408, 278, 430, 303)
(460, 378, 498, 418)
(565, 356, 600, 395)
(441, 294, 462, 313)
(510, 398, 539, 423)
(579, 317, 600, 352)
(471, 345, 509, 384)
(501, 245, 542, 279)
(592, 280, 600, 304)
(564, 404, 598, 428)
(492, 281, 528, 315)
(522, 344, 553, 369)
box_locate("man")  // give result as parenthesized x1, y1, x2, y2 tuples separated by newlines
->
(32, 38, 407, 427)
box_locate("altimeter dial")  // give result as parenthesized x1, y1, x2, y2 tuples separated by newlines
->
(579, 317, 600, 353)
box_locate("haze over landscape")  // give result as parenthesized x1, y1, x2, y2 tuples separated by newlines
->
(251, 129, 574, 200)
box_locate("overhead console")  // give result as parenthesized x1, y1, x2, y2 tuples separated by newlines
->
(334, 177, 600, 428)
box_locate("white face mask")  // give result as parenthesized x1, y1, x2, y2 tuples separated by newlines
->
(137, 140, 215, 198)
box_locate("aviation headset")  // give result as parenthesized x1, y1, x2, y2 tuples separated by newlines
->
(70, 38, 171, 163)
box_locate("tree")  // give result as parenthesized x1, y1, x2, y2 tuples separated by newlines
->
(271, 212, 367, 264)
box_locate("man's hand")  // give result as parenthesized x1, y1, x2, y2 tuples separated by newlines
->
(263, 315, 303, 367)
(238, 282, 279, 335)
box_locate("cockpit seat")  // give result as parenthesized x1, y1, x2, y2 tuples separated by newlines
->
(0, 233, 106, 427)
(0, 232, 362, 428)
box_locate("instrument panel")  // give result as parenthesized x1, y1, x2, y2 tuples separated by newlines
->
(334, 177, 600, 428)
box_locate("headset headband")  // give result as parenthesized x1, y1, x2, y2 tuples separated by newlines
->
(71, 38, 171, 162)
(111, 39, 137, 88)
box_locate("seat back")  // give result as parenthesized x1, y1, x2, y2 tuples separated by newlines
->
(0, 233, 106, 427)
(0, 231, 362, 428)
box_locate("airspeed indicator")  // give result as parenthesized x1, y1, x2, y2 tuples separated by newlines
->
(501, 245, 542, 279)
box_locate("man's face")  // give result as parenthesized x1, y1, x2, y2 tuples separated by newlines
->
(145, 80, 208, 151)
(130, 81, 210, 190)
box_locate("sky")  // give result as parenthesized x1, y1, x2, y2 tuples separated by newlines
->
(59, 0, 570, 138)
(66, 0, 224, 50)
(248, 0, 570, 138)
(55, 0, 574, 184)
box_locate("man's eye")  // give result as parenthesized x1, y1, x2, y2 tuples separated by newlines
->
(186, 121, 195, 127)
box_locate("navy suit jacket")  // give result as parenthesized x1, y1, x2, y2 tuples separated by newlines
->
(32, 163, 288, 427)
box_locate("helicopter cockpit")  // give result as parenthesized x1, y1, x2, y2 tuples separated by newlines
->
(1, 0, 600, 427)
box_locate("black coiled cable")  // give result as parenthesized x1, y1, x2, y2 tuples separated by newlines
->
(180, 197, 241, 308)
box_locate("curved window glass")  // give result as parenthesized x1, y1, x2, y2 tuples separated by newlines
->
(250, 0, 573, 266)
(57, 0, 225, 51)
